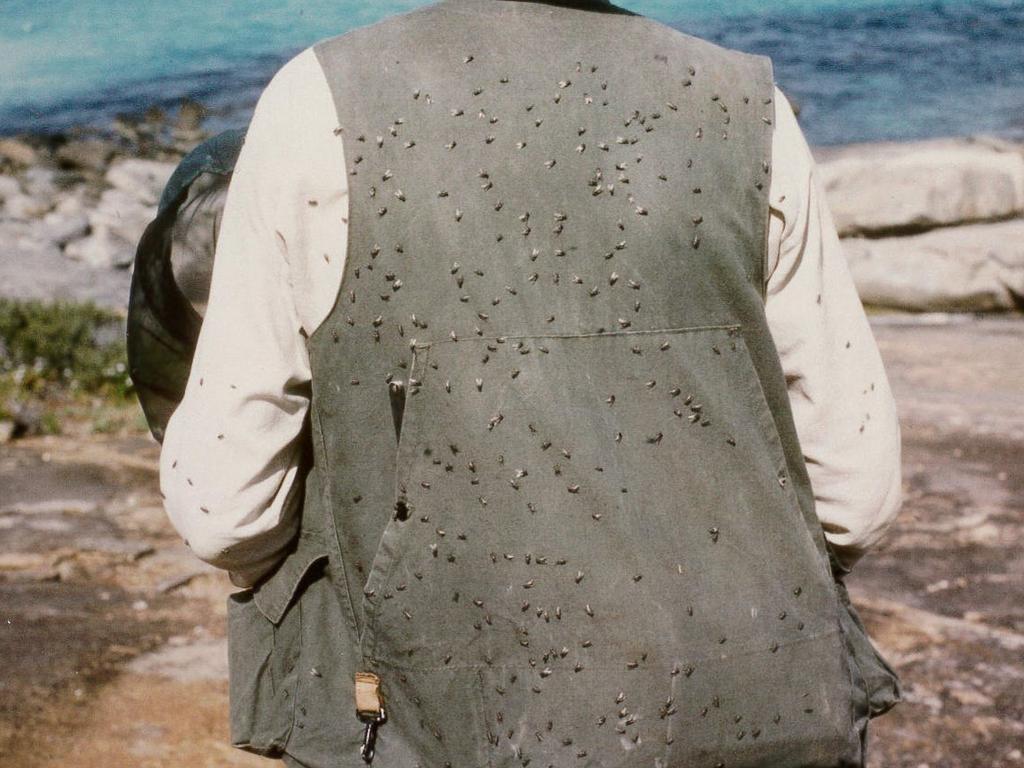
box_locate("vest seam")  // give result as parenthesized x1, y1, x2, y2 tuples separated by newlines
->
(419, 323, 742, 346)
(280, 596, 304, 756)
(760, 55, 776, 304)
(366, 626, 842, 673)
(311, 397, 363, 644)
(307, 42, 358, 348)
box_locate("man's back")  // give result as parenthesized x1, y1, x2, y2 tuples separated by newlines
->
(157, 2, 903, 766)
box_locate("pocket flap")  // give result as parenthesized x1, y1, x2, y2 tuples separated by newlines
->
(252, 533, 329, 625)
(835, 577, 903, 717)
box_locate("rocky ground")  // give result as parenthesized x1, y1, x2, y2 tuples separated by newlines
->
(0, 313, 1021, 767)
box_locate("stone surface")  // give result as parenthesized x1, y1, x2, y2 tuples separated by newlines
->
(0, 239, 131, 308)
(0, 174, 21, 201)
(63, 184, 157, 268)
(105, 158, 175, 207)
(40, 206, 90, 247)
(844, 220, 1024, 312)
(88, 186, 155, 242)
(2, 191, 53, 220)
(126, 637, 228, 682)
(55, 138, 118, 173)
(65, 226, 137, 270)
(817, 138, 1024, 237)
(0, 137, 38, 167)
(21, 166, 59, 200)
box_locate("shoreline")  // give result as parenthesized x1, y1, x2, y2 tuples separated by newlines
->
(1, 106, 1023, 315)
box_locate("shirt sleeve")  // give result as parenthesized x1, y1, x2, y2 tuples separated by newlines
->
(764, 86, 903, 573)
(158, 46, 346, 588)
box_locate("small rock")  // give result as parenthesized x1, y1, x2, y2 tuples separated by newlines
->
(948, 687, 995, 708)
(0, 552, 50, 571)
(0, 499, 98, 516)
(0, 137, 38, 167)
(0, 174, 20, 201)
(64, 227, 136, 269)
(4, 399, 42, 437)
(40, 207, 90, 247)
(175, 99, 207, 133)
(105, 158, 175, 206)
(0, 421, 15, 444)
(22, 166, 59, 199)
(0, 568, 60, 583)
(155, 571, 206, 594)
(56, 558, 89, 582)
(89, 186, 156, 241)
(3, 192, 53, 220)
(76, 536, 155, 560)
(55, 138, 117, 173)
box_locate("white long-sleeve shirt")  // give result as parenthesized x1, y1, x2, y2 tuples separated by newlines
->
(158, 45, 902, 588)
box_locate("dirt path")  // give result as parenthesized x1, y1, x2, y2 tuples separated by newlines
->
(1, 315, 1021, 766)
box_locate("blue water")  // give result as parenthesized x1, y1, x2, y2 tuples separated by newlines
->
(1, 0, 1022, 145)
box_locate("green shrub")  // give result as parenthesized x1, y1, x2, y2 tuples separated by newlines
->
(0, 299, 132, 399)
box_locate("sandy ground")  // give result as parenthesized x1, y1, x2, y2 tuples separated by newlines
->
(1, 315, 1021, 767)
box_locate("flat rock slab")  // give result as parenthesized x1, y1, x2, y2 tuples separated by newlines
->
(870, 316, 1024, 441)
(816, 137, 1024, 237)
(845, 220, 1024, 312)
(126, 637, 228, 682)
(0, 238, 131, 309)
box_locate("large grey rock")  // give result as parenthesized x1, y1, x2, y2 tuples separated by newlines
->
(105, 158, 175, 206)
(817, 138, 1024, 237)
(844, 220, 1024, 312)
(64, 226, 136, 269)
(88, 187, 155, 241)
(64, 185, 156, 268)
(0, 238, 131, 309)
(41, 209, 91, 248)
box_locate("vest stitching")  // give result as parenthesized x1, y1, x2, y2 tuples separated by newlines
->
(420, 323, 742, 346)
(368, 627, 842, 672)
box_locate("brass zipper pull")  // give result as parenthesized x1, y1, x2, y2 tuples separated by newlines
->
(355, 671, 386, 763)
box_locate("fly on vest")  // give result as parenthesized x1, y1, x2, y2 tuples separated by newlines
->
(224, 2, 901, 766)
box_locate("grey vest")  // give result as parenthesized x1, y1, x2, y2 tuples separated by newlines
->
(225, 2, 900, 766)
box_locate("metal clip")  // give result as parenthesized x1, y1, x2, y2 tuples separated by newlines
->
(355, 671, 386, 763)
(359, 705, 387, 763)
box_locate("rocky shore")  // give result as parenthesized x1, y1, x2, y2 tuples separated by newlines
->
(0, 107, 204, 311)
(815, 137, 1024, 313)
(2, 108, 1023, 315)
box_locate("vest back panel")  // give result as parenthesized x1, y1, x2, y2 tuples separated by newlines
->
(283, 1, 871, 764)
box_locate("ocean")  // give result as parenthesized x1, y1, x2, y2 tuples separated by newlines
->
(1, 0, 1022, 146)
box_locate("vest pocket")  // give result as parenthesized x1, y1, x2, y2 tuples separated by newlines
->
(347, 323, 868, 763)
(357, 343, 432, 658)
(834, 576, 902, 719)
(226, 533, 329, 756)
